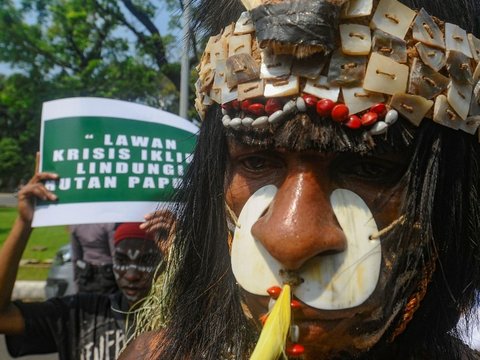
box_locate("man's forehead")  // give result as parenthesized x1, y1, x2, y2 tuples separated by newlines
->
(224, 113, 414, 155)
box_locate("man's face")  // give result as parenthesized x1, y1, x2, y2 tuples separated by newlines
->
(226, 136, 411, 358)
(112, 238, 162, 306)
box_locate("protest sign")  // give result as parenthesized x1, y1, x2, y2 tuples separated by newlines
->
(32, 97, 198, 227)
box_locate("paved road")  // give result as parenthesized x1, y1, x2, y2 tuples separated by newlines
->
(0, 193, 16, 207)
(0, 335, 57, 360)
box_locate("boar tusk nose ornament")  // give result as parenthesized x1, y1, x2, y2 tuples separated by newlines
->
(231, 186, 382, 311)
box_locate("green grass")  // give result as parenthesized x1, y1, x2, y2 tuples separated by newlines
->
(17, 267, 51, 281)
(0, 206, 70, 280)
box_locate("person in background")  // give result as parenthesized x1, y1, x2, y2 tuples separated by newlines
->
(0, 171, 173, 360)
(70, 223, 117, 293)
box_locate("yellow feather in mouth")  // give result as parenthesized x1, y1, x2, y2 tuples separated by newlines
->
(250, 284, 292, 360)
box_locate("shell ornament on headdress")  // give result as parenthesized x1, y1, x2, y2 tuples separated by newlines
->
(195, 0, 480, 141)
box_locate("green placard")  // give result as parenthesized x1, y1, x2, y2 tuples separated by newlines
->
(41, 116, 196, 204)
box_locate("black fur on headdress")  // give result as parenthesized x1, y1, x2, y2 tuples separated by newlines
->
(140, 1, 480, 359)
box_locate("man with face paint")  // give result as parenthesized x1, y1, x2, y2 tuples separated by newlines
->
(120, 0, 480, 359)
(0, 172, 171, 360)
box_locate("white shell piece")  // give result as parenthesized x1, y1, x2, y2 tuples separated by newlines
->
(470, 81, 480, 116)
(213, 60, 227, 89)
(412, 8, 445, 49)
(459, 116, 480, 135)
(238, 80, 265, 101)
(283, 100, 296, 113)
(369, 121, 389, 135)
(268, 110, 286, 124)
(390, 93, 433, 126)
(474, 62, 480, 82)
(203, 94, 213, 106)
(264, 76, 299, 97)
(296, 97, 307, 112)
(210, 87, 222, 104)
(385, 109, 399, 124)
(468, 34, 480, 62)
(234, 11, 255, 34)
(445, 23, 473, 58)
(252, 116, 269, 128)
(295, 189, 381, 310)
(221, 23, 235, 39)
(342, 87, 385, 114)
(447, 81, 473, 120)
(242, 117, 254, 127)
(290, 325, 300, 343)
(370, 0, 416, 40)
(231, 185, 282, 295)
(371, 28, 407, 63)
(303, 76, 340, 102)
(363, 53, 409, 95)
(408, 58, 449, 100)
(228, 34, 252, 57)
(340, 24, 372, 55)
(222, 115, 231, 127)
(230, 117, 242, 129)
(341, 0, 373, 19)
(415, 43, 446, 72)
(446, 50, 473, 85)
(260, 50, 293, 79)
(204, 34, 221, 54)
(268, 298, 275, 312)
(210, 40, 228, 68)
(433, 94, 461, 130)
(221, 84, 238, 104)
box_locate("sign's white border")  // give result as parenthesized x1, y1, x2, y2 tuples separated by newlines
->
(33, 97, 197, 227)
(33, 202, 172, 227)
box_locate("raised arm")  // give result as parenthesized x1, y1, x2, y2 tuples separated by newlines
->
(0, 172, 58, 334)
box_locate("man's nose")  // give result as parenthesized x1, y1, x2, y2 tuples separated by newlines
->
(251, 170, 347, 270)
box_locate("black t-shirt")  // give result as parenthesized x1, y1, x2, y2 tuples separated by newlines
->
(6, 291, 129, 360)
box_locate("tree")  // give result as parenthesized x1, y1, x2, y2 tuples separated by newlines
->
(0, 0, 200, 190)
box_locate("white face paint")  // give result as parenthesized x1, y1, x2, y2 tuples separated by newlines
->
(231, 185, 382, 310)
(127, 249, 140, 260)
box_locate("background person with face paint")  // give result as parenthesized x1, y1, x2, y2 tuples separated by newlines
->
(0, 172, 173, 360)
(119, 0, 480, 359)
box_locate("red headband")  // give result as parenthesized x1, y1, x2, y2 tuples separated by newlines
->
(114, 222, 155, 246)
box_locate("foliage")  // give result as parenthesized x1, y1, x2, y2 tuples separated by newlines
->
(0, 0, 201, 190)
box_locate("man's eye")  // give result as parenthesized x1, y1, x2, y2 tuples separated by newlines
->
(240, 156, 268, 171)
(335, 157, 406, 183)
(350, 162, 392, 178)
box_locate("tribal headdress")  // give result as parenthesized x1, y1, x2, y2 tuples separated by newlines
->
(195, 0, 480, 142)
(132, 1, 480, 359)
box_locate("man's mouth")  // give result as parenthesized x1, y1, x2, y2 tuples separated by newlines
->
(121, 286, 145, 297)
